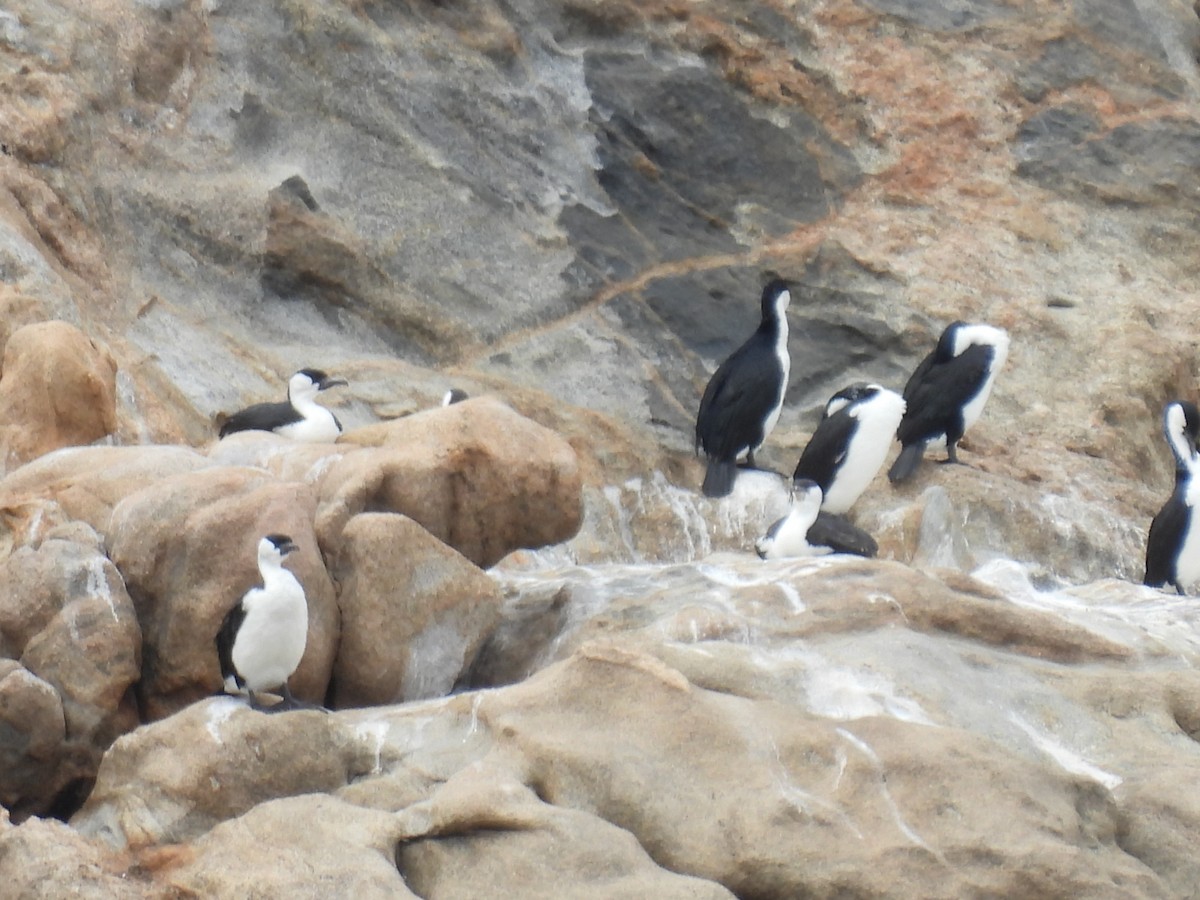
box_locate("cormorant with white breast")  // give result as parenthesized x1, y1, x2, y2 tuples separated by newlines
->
(216, 534, 312, 712)
(793, 383, 906, 514)
(695, 279, 792, 498)
(442, 388, 469, 406)
(1144, 400, 1200, 594)
(755, 478, 878, 559)
(219, 368, 348, 442)
(887, 321, 1009, 483)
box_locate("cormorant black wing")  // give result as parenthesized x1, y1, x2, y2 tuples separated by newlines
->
(695, 339, 784, 461)
(793, 408, 856, 492)
(897, 343, 994, 445)
(808, 511, 878, 558)
(901, 349, 937, 405)
(219, 400, 301, 438)
(1145, 489, 1187, 588)
(216, 601, 247, 688)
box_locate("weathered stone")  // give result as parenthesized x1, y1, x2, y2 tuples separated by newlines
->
(397, 762, 736, 899)
(330, 513, 502, 707)
(324, 397, 582, 568)
(1116, 770, 1200, 898)
(166, 794, 417, 899)
(72, 697, 375, 849)
(0, 322, 117, 472)
(0, 445, 211, 548)
(475, 643, 1164, 898)
(0, 813, 151, 899)
(0, 662, 66, 818)
(1016, 106, 1200, 208)
(205, 429, 348, 485)
(0, 528, 140, 820)
(859, 0, 1013, 31)
(107, 467, 337, 719)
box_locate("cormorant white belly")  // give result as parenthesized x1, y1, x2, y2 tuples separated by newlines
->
(793, 383, 906, 514)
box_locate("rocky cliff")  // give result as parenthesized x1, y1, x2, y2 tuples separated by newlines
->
(3, 0, 1200, 896)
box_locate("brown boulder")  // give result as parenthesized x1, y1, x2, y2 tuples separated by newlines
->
(0, 526, 140, 820)
(0, 812, 151, 899)
(477, 643, 1164, 899)
(0, 322, 118, 471)
(72, 697, 376, 849)
(395, 760, 737, 899)
(330, 513, 502, 707)
(0, 445, 211, 552)
(0, 661, 65, 818)
(166, 794, 417, 899)
(107, 466, 337, 719)
(323, 397, 582, 567)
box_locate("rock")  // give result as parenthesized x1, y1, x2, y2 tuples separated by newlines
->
(205, 430, 347, 485)
(49, 542, 1200, 897)
(1116, 770, 1200, 898)
(0, 813, 150, 899)
(330, 513, 503, 708)
(107, 467, 337, 719)
(0, 662, 66, 818)
(325, 397, 583, 567)
(473, 643, 1163, 898)
(0, 445, 211, 551)
(166, 793, 417, 899)
(0, 322, 117, 472)
(396, 761, 736, 899)
(72, 697, 376, 849)
(0, 527, 140, 820)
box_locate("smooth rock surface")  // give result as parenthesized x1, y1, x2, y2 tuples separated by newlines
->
(166, 794, 418, 900)
(0, 322, 117, 473)
(0, 527, 139, 819)
(325, 397, 583, 568)
(330, 512, 503, 708)
(73, 697, 373, 850)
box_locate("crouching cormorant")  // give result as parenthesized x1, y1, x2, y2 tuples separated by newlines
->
(219, 368, 348, 442)
(755, 478, 878, 560)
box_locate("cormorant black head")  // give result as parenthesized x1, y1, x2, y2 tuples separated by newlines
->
(824, 382, 881, 418)
(759, 278, 792, 322)
(264, 534, 299, 556)
(291, 369, 348, 398)
(443, 388, 469, 406)
(933, 321, 967, 362)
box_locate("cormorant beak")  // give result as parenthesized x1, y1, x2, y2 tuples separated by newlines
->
(318, 377, 348, 391)
(279, 540, 299, 556)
